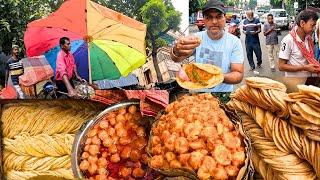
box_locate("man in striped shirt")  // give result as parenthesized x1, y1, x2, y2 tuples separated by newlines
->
(243, 11, 262, 71)
(5, 45, 24, 98)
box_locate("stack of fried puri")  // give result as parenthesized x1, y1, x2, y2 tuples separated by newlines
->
(285, 85, 320, 141)
(231, 77, 289, 118)
(228, 77, 320, 179)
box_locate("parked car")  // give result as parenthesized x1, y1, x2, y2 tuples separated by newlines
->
(255, 9, 269, 17)
(269, 9, 290, 29)
(195, 10, 205, 31)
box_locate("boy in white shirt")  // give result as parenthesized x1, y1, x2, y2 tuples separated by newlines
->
(278, 10, 320, 77)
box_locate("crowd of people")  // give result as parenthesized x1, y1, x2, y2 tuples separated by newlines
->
(172, 0, 320, 94)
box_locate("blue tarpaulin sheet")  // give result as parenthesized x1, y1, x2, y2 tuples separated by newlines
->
(94, 74, 139, 89)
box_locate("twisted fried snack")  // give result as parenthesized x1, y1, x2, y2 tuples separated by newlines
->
(3, 133, 74, 157)
(228, 99, 320, 177)
(1, 100, 103, 180)
(240, 113, 317, 179)
(6, 169, 73, 180)
(1, 103, 98, 138)
(3, 151, 71, 172)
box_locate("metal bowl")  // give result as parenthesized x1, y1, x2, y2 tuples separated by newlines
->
(71, 100, 140, 178)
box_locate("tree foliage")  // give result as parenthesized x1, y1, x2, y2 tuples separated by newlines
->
(140, 0, 181, 82)
(98, 0, 147, 21)
(269, 0, 282, 8)
(0, 0, 50, 55)
(248, 0, 257, 10)
(189, 0, 206, 14)
(221, 0, 237, 6)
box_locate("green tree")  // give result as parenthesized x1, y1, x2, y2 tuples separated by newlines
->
(269, 0, 298, 16)
(43, 0, 64, 12)
(98, 0, 147, 21)
(0, 0, 50, 55)
(221, 0, 238, 6)
(189, 0, 206, 14)
(270, 0, 282, 8)
(141, 0, 181, 82)
(248, 0, 257, 10)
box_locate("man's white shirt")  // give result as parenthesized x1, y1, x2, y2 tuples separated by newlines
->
(279, 29, 312, 77)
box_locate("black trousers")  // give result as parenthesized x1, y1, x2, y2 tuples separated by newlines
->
(245, 41, 262, 68)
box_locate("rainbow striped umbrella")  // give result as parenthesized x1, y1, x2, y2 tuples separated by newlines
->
(24, 0, 147, 82)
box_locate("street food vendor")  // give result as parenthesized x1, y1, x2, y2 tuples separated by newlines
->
(170, 0, 244, 94)
(55, 37, 84, 97)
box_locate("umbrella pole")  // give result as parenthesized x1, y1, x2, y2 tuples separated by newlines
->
(88, 42, 92, 84)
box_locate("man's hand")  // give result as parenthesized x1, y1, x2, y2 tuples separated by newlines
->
(264, 26, 276, 36)
(68, 88, 78, 98)
(173, 36, 200, 57)
(76, 76, 86, 82)
(270, 26, 276, 33)
(303, 64, 320, 73)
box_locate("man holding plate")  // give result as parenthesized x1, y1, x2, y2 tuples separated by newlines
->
(170, 0, 244, 97)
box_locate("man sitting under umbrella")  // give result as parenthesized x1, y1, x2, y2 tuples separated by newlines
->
(56, 37, 84, 97)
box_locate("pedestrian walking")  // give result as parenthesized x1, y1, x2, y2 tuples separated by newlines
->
(243, 11, 262, 71)
(263, 14, 279, 72)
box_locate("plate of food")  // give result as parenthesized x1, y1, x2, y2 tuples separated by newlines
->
(176, 63, 224, 90)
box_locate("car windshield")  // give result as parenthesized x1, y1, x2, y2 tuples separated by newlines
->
(273, 11, 286, 17)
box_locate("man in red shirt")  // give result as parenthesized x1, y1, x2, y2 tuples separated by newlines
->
(56, 37, 83, 97)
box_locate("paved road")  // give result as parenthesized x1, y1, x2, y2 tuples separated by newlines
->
(189, 24, 289, 88)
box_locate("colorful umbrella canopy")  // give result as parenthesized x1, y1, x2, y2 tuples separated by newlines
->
(24, 0, 147, 82)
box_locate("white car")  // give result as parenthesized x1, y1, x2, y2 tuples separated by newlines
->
(269, 9, 290, 29)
